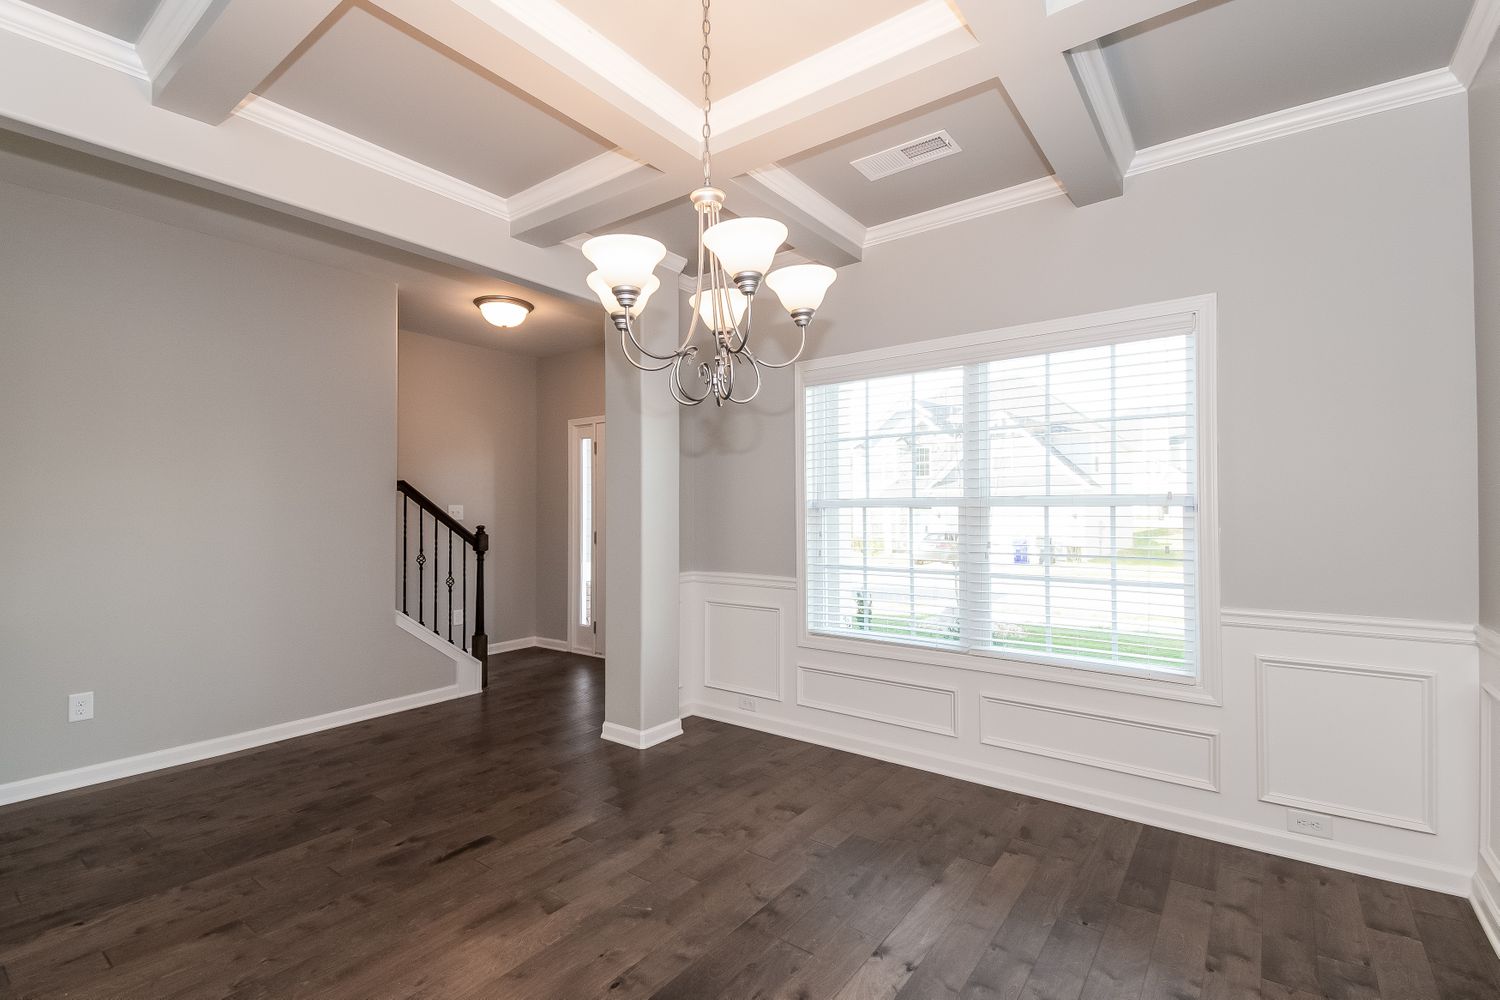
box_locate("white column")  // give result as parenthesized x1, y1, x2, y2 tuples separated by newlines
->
(602, 266, 682, 748)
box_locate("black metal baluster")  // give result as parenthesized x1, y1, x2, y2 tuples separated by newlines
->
(402, 498, 408, 616)
(473, 526, 489, 688)
(446, 530, 454, 643)
(417, 510, 426, 626)
(433, 520, 440, 635)
(462, 546, 468, 652)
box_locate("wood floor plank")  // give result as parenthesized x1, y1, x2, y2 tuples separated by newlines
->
(0, 650, 1491, 1000)
(1201, 862, 1262, 1000)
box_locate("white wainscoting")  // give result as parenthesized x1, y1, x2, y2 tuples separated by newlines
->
(979, 695, 1219, 792)
(1476, 626, 1500, 954)
(679, 572, 1481, 895)
(798, 663, 958, 737)
(1256, 656, 1435, 833)
(704, 601, 783, 700)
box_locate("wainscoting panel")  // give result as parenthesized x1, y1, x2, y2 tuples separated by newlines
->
(797, 663, 958, 737)
(1257, 656, 1435, 833)
(979, 695, 1219, 791)
(703, 600, 783, 701)
(679, 572, 1482, 894)
(1477, 628, 1500, 953)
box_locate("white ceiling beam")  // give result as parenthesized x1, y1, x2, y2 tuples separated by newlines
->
(724, 170, 864, 267)
(510, 169, 691, 249)
(1041, 0, 1201, 50)
(957, 0, 1128, 207)
(150, 0, 343, 124)
(1070, 41, 1135, 176)
(0, 26, 589, 300)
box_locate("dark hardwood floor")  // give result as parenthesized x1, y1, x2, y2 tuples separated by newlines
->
(2, 649, 1497, 999)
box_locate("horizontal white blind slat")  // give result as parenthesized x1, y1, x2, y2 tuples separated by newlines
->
(805, 329, 1199, 679)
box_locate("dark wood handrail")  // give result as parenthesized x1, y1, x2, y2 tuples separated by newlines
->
(396, 479, 490, 688)
(397, 480, 477, 546)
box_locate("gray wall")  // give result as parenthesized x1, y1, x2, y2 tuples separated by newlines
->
(397, 330, 539, 642)
(1474, 37, 1500, 633)
(682, 95, 1478, 624)
(535, 345, 605, 641)
(0, 178, 452, 785)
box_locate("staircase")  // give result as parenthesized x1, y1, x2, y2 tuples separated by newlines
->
(396, 480, 490, 688)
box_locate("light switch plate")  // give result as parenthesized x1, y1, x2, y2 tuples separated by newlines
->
(447, 505, 464, 520)
(452, 608, 464, 627)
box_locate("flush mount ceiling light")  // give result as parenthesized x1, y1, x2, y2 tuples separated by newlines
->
(474, 295, 534, 328)
(580, 0, 835, 407)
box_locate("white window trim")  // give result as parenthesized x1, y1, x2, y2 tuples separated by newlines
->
(794, 294, 1222, 706)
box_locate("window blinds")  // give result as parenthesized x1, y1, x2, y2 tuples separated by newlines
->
(804, 321, 1199, 679)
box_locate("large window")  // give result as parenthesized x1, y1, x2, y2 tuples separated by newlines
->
(801, 300, 1214, 684)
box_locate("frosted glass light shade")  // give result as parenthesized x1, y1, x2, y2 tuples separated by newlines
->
(581, 234, 666, 289)
(702, 217, 788, 278)
(688, 286, 748, 331)
(765, 264, 836, 313)
(474, 295, 533, 328)
(587, 271, 659, 317)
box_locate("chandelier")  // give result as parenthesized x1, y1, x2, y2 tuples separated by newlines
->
(579, 0, 836, 406)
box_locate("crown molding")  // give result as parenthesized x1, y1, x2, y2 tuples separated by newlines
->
(742, 165, 867, 251)
(134, 0, 214, 80)
(1128, 67, 1464, 178)
(0, 0, 144, 79)
(713, 0, 971, 135)
(506, 149, 646, 220)
(863, 176, 1066, 247)
(1070, 40, 1135, 175)
(1452, 0, 1500, 88)
(233, 97, 512, 221)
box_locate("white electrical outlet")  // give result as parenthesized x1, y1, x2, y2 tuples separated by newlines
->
(68, 691, 94, 722)
(452, 608, 464, 627)
(1286, 808, 1332, 839)
(736, 695, 757, 712)
(447, 505, 464, 520)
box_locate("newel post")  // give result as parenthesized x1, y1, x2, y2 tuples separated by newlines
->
(472, 525, 489, 688)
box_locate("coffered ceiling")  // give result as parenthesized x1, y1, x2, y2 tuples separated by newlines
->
(1102, 0, 1477, 148)
(258, 4, 613, 197)
(554, 0, 924, 101)
(2, 0, 1497, 344)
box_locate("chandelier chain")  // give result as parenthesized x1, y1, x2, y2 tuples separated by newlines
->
(701, 0, 712, 186)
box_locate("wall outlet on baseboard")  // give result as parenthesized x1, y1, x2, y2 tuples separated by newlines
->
(447, 505, 464, 520)
(1286, 807, 1333, 839)
(452, 608, 464, 627)
(736, 695, 757, 712)
(68, 691, 94, 722)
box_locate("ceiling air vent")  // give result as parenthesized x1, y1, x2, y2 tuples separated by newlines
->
(851, 130, 962, 181)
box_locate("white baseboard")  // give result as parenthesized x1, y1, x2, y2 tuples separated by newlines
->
(0, 682, 466, 808)
(682, 700, 1473, 894)
(1476, 851, 1500, 958)
(601, 718, 683, 749)
(489, 635, 602, 658)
